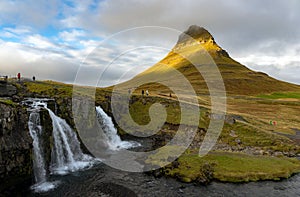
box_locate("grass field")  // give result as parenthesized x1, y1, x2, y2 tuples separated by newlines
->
(146, 148, 300, 183)
(258, 92, 300, 99)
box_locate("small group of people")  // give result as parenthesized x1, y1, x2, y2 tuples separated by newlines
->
(270, 120, 277, 126)
(0, 75, 8, 83)
(127, 88, 149, 96)
(141, 89, 149, 96)
(16, 73, 36, 82)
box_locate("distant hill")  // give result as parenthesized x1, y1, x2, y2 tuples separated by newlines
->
(116, 25, 300, 96)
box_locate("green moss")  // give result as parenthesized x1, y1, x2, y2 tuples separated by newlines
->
(146, 145, 187, 167)
(158, 151, 300, 183)
(24, 81, 73, 98)
(163, 153, 215, 183)
(220, 122, 299, 153)
(208, 152, 300, 182)
(258, 92, 300, 99)
(0, 98, 18, 106)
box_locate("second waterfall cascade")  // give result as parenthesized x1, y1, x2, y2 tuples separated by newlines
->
(95, 106, 141, 150)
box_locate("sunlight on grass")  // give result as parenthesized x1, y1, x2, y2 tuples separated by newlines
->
(162, 151, 300, 183)
(258, 92, 300, 99)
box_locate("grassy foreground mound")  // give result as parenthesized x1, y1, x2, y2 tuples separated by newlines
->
(147, 148, 300, 183)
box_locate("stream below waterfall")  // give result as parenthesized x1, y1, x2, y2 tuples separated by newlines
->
(12, 99, 300, 196)
(16, 147, 300, 197)
(30, 163, 300, 197)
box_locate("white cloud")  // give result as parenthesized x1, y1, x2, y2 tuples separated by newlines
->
(1, 0, 300, 86)
(56, 0, 300, 85)
(0, 0, 59, 28)
(23, 34, 57, 49)
(0, 40, 78, 82)
(0, 26, 33, 40)
(0, 31, 17, 38)
(3, 26, 32, 35)
(59, 29, 86, 42)
(235, 41, 300, 85)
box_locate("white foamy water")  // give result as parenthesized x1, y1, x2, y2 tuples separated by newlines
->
(96, 106, 141, 150)
(28, 111, 47, 184)
(30, 181, 59, 193)
(46, 108, 96, 175)
(26, 99, 99, 193)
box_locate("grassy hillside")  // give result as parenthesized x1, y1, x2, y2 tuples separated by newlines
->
(115, 26, 300, 96)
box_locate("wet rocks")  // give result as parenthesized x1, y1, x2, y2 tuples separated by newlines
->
(0, 84, 17, 97)
(0, 102, 32, 190)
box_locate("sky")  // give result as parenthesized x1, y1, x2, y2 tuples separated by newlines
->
(0, 0, 299, 86)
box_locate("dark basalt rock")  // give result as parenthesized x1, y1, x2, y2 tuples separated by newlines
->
(0, 102, 32, 191)
(0, 84, 17, 97)
(177, 25, 214, 44)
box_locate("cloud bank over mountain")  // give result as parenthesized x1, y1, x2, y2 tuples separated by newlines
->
(0, 0, 299, 86)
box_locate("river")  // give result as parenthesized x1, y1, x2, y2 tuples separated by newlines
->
(25, 162, 299, 197)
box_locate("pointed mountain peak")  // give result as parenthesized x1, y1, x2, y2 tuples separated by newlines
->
(175, 25, 229, 58)
(177, 25, 215, 44)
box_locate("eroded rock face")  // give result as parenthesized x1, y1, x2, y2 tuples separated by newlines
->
(0, 103, 32, 189)
(177, 25, 214, 44)
(0, 84, 17, 97)
(174, 25, 230, 58)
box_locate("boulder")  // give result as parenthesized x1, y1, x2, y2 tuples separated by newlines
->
(0, 84, 17, 97)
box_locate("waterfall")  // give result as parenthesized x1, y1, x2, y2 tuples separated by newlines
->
(95, 106, 140, 150)
(28, 102, 58, 193)
(28, 112, 47, 184)
(26, 99, 139, 193)
(26, 99, 97, 193)
(46, 107, 94, 175)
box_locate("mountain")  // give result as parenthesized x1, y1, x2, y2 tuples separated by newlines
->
(117, 25, 300, 96)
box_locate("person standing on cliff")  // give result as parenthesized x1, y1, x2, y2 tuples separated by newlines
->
(146, 90, 149, 96)
(142, 89, 144, 96)
(17, 73, 21, 82)
(32, 76, 36, 81)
